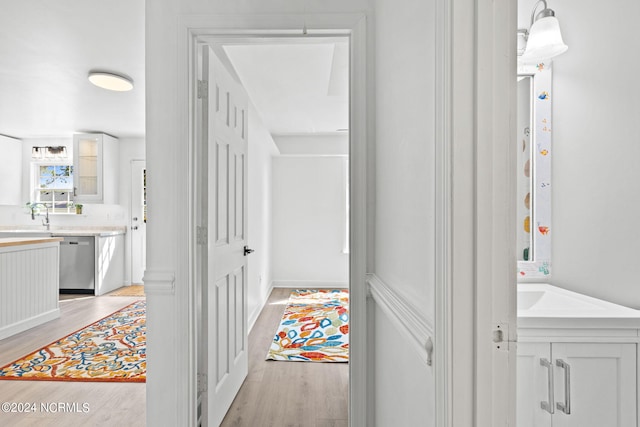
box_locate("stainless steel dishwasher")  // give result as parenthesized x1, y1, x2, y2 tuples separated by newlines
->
(59, 236, 95, 294)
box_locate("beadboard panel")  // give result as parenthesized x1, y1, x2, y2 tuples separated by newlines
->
(0, 243, 60, 340)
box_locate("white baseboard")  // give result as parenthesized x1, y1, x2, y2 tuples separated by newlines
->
(248, 280, 275, 333)
(0, 308, 61, 340)
(271, 280, 349, 289)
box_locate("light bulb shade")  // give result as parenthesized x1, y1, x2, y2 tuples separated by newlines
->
(88, 71, 134, 91)
(32, 147, 43, 159)
(522, 15, 568, 61)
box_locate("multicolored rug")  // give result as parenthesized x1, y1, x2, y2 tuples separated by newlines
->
(267, 289, 349, 362)
(107, 285, 145, 297)
(0, 300, 146, 382)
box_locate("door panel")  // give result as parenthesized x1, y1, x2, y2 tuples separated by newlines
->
(233, 267, 245, 359)
(517, 342, 553, 427)
(215, 275, 230, 385)
(234, 153, 245, 241)
(552, 343, 636, 427)
(215, 139, 229, 246)
(206, 45, 249, 426)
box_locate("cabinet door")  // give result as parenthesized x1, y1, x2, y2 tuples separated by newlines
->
(73, 134, 102, 202)
(552, 343, 636, 427)
(517, 342, 553, 427)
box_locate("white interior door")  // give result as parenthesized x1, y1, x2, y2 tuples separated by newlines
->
(206, 45, 249, 426)
(130, 160, 146, 284)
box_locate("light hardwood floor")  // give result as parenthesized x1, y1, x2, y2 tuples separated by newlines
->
(0, 295, 145, 427)
(0, 289, 348, 427)
(221, 288, 349, 427)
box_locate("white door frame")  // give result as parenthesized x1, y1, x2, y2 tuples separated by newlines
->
(444, 1, 518, 427)
(183, 13, 371, 426)
(436, 0, 517, 426)
(130, 159, 146, 285)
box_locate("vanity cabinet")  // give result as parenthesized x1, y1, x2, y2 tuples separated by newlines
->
(73, 133, 119, 204)
(517, 341, 637, 427)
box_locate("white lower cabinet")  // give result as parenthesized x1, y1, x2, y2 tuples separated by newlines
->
(517, 341, 637, 427)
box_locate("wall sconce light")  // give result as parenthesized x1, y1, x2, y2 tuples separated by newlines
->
(32, 146, 68, 160)
(521, 0, 568, 62)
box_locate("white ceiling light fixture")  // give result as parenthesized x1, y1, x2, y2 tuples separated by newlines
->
(88, 71, 134, 92)
(521, 0, 568, 62)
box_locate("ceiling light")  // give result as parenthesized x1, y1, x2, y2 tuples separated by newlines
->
(521, 0, 568, 62)
(88, 71, 134, 92)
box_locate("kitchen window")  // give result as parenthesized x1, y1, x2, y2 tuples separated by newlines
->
(32, 164, 75, 213)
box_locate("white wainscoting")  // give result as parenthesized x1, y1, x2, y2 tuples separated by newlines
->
(0, 242, 61, 340)
(143, 270, 176, 295)
(366, 273, 434, 366)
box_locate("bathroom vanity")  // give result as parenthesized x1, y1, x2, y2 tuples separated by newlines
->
(517, 283, 640, 427)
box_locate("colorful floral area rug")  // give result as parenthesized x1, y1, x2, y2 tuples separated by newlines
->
(0, 300, 146, 382)
(107, 285, 145, 297)
(267, 289, 349, 362)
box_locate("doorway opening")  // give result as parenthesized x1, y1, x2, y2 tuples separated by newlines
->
(194, 35, 351, 426)
(130, 159, 146, 285)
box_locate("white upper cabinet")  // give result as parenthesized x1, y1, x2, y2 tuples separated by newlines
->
(0, 135, 22, 205)
(73, 133, 119, 204)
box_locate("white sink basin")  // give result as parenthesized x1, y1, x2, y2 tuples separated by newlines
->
(518, 283, 640, 329)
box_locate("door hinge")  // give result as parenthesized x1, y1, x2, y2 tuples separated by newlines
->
(197, 80, 209, 99)
(492, 322, 513, 351)
(197, 373, 208, 393)
(196, 226, 208, 245)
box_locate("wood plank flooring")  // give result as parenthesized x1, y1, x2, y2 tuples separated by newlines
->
(0, 288, 348, 426)
(0, 295, 145, 427)
(221, 288, 349, 427)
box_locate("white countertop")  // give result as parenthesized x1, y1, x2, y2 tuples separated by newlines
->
(0, 237, 63, 248)
(518, 283, 640, 329)
(0, 227, 126, 237)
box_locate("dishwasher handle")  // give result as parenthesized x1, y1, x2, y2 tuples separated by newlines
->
(61, 241, 91, 246)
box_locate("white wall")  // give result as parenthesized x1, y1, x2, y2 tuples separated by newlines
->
(272, 155, 349, 287)
(272, 133, 348, 156)
(372, 0, 436, 423)
(519, 0, 640, 308)
(247, 103, 279, 329)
